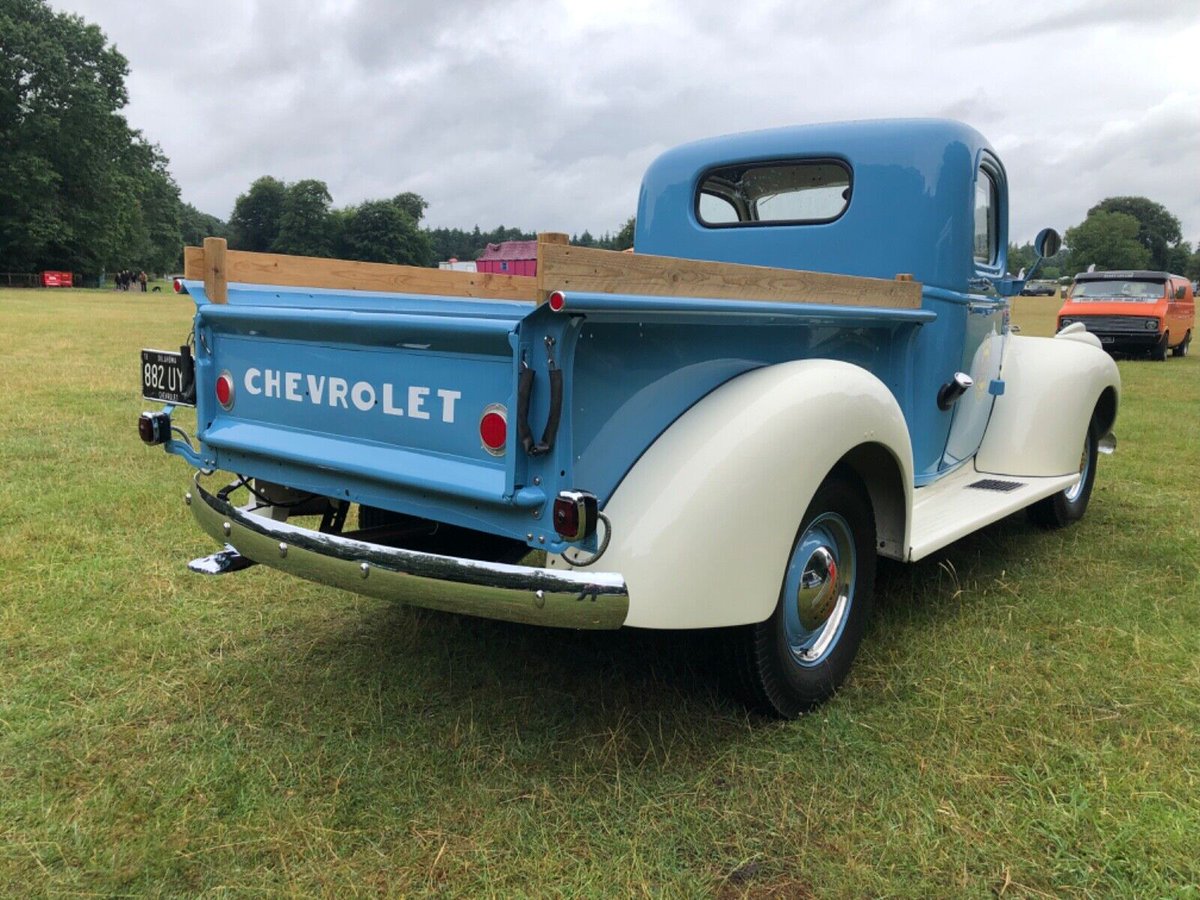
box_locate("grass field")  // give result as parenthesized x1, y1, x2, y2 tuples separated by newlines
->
(1, 287, 1198, 897)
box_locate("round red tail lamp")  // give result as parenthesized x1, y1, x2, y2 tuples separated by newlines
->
(548, 290, 565, 312)
(215, 370, 235, 410)
(479, 404, 507, 456)
(173, 277, 185, 294)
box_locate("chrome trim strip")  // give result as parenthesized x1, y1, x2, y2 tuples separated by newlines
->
(187, 475, 629, 630)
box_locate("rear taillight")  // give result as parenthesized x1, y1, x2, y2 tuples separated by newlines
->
(548, 290, 565, 312)
(215, 370, 234, 409)
(480, 404, 507, 455)
(553, 490, 598, 542)
(138, 411, 170, 445)
(173, 277, 186, 294)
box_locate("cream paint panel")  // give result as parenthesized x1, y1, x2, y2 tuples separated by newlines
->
(556, 360, 913, 630)
(907, 464, 1079, 561)
(976, 334, 1119, 477)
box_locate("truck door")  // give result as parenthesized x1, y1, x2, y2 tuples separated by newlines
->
(942, 160, 1005, 467)
(943, 298, 1005, 466)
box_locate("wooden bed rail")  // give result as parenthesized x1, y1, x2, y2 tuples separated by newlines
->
(183, 233, 921, 309)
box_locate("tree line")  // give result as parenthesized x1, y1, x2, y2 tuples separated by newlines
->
(0, 0, 632, 278)
(214, 177, 634, 268)
(1010, 197, 1200, 281)
(1, 0, 180, 276)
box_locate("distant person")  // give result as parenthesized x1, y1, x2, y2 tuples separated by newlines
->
(139, 270, 148, 292)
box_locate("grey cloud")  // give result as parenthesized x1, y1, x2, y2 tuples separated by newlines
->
(48, 0, 1200, 244)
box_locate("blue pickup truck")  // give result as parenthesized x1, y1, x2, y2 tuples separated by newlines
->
(141, 119, 1120, 717)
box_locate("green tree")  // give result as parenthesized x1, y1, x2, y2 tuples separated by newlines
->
(228, 176, 286, 252)
(1088, 197, 1183, 271)
(1186, 247, 1200, 282)
(1065, 211, 1151, 273)
(0, 0, 181, 274)
(1163, 241, 1192, 276)
(178, 202, 227, 268)
(612, 216, 635, 251)
(273, 179, 334, 257)
(392, 192, 428, 225)
(425, 225, 535, 265)
(179, 202, 227, 247)
(1007, 241, 1036, 277)
(339, 199, 432, 266)
(123, 139, 182, 274)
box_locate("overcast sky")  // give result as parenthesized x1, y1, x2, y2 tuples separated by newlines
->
(53, 0, 1200, 247)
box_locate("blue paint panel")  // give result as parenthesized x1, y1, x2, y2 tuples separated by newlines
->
(206, 335, 507, 465)
(570, 317, 926, 501)
(635, 119, 1007, 296)
(632, 119, 1015, 482)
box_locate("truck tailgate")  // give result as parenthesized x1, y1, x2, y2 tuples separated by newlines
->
(192, 289, 538, 528)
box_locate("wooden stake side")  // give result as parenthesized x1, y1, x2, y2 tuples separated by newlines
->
(182, 242, 538, 302)
(534, 241, 922, 309)
(182, 233, 922, 310)
(202, 237, 227, 304)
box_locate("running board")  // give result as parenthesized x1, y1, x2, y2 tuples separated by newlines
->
(908, 465, 1079, 561)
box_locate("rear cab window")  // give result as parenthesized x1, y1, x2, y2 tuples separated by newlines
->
(697, 160, 851, 226)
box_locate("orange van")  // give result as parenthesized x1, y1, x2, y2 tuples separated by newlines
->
(1057, 271, 1195, 359)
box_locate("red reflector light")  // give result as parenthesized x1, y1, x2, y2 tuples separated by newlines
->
(138, 411, 169, 445)
(553, 490, 599, 542)
(173, 277, 184, 294)
(215, 371, 234, 409)
(548, 290, 565, 312)
(480, 404, 507, 455)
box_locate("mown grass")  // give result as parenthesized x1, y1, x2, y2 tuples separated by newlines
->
(1, 287, 1197, 897)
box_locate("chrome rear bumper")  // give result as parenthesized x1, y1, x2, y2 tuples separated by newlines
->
(185, 476, 629, 629)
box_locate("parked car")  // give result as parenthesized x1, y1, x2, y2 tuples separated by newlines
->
(1019, 279, 1056, 296)
(1058, 271, 1194, 359)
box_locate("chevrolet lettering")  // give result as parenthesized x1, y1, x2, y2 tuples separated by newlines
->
(240, 368, 462, 421)
(141, 119, 1119, 718)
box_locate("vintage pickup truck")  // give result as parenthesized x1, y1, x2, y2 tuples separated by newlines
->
(140, 119, 1120, 718)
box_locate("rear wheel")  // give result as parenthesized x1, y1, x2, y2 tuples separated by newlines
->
(728, 473, 876, 718)
(1027, 420, 1098, 529)
(1172, 331, 1191, 357)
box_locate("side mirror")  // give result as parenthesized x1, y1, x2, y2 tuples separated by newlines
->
(1034, 228, 1061, 259)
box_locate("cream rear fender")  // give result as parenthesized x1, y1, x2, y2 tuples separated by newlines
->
(976, 333, 1120, 477)
(550, 360, 914, 630)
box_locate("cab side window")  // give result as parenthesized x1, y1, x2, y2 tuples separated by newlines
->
(973, 170, 998, 265)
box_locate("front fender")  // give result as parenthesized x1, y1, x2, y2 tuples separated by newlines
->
(554, 360, 913, 629)
(977, 333, 1120, 477)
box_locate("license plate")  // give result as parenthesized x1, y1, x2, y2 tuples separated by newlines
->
(1099, 336, 1115, 344)
(141, 349, 194, 406)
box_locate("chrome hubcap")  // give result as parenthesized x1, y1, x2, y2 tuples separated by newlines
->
(797, 546, 839, 631)
(783, 513, 855, 666)
(1065, 431, 1092, 503)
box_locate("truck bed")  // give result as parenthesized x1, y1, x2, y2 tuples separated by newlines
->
(178, 238, 929, 556)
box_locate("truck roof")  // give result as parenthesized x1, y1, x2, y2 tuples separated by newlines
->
(1073, 270, 1173, 281)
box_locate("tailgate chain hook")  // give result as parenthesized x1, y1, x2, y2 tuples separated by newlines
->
(516, 337, 564, 457)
